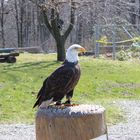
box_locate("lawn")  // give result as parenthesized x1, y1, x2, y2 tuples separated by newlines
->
(0, 53, 140, 124)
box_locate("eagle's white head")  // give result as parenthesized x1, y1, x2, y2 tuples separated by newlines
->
(66, 44, 86, 63)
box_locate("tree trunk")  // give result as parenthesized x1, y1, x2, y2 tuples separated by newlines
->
(56, 38, 66, 61)
(130, 0, 136, 25)
(0, 0, 5, 48)
(36, 105, 108, 140)
(19, 0, 25, 48)
(138, 0, 140, 24)
(14, 0, 19, 47)
(14, 0, 24, 48)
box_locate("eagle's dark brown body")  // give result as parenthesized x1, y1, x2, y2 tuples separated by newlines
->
(33, 61, 81, 108)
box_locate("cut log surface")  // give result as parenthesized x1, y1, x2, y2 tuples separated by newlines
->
(36, 104, 108, 140)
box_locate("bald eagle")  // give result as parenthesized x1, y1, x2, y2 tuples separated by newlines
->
(33, 44, 86, 108)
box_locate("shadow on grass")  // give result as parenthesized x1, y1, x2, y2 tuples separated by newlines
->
(2, 61, 60, 72)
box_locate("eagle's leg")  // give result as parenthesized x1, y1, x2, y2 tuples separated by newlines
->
(39, 98, 53, 109)
(55, 100, 62, 105)
(64, 90, 73, 105)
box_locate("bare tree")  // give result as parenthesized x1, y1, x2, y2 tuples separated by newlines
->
(2, 0, 140, 52)
(30, 0, 78, 61)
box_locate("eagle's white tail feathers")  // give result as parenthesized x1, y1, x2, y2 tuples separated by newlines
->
(39, 98, 53, 109)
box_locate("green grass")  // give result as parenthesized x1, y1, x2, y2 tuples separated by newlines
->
(0, 53, 140, 124)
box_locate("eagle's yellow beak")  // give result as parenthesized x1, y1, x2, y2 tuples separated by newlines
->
(78, 47, 86, 53)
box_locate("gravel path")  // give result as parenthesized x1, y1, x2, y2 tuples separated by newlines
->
(0, 100, 139, 140)
(108, 100, 140, 140)
(0, 124, 35, 140)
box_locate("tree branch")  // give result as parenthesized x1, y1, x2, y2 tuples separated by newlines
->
(29, 0, 55, 37)
(41, 10, 55, 37)
(50, 3, 61, 40)
(63, 0, 75, 40)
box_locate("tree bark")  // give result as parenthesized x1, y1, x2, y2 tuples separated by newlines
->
(14, 0, 22, 48)
(56, 37, 66, 61)
(19, 0, 25, 48)
(130, 0, 136, 25)
(0, 0, 5, 48)
(36, 105, 108, 140)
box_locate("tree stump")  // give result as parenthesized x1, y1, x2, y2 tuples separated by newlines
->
(36, 104, 108, 140)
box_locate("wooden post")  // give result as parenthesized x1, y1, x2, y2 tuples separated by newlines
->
(95, 25, 100, 58)
(112, 24, 116, 60)
(36, 105, 108, 140)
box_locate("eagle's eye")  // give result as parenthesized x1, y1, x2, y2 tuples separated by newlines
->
(74, 47, 79, 50)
